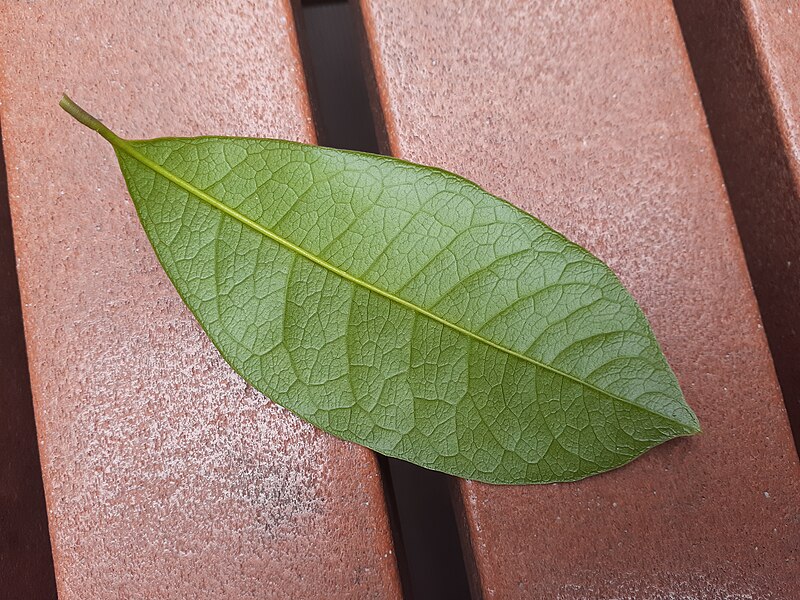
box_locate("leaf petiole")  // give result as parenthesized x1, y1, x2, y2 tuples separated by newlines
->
(60, 94, 122, 146)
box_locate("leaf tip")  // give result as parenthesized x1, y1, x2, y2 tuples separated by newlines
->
(683, 411, 702, 436)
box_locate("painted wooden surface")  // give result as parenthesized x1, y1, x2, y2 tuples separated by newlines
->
(356, 0, 800, 597)
(0, 1, 401, 598)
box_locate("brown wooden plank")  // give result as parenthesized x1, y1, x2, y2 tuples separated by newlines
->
(674, 0, 800, 447)
(355, 0, 800, 597)
(0, 1, 401, 598)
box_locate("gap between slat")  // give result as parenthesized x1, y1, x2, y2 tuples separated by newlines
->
(0, 121, 58, 598)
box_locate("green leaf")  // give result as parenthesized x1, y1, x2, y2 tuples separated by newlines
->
(60, 95, 699, 484)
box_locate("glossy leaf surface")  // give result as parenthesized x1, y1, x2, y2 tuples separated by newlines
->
(62, 97, 700, 484)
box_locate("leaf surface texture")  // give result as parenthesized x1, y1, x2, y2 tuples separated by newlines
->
(64, 100, 700, 483)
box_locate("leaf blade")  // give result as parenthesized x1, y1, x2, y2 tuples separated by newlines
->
(63, 97, 699, 484)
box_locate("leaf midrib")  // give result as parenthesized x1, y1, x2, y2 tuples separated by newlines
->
(99, 126, 689, 430)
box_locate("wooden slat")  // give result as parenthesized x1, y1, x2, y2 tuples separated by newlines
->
(674, 0, 800, 444)
(0, 2, 401, 598)
(355, 0, 800, 597)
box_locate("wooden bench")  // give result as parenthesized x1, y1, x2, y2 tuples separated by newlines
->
(2, 1, 798, 598)
(674, 0, 800, 444)
(355, 0, 800, 597)
(0, 2, 401, 598)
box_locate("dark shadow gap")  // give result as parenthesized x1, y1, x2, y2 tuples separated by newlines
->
(0, 124, 58, 596)
(292, 2, 474, 598)
(672, 1, 800, 455)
